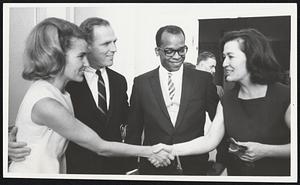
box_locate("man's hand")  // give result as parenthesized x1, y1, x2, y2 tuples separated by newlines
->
(235, 141, 267, 162)
(148, 143, 174, 168)
(8, 126, 31, 162)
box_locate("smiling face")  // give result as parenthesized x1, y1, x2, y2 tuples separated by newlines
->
(222, 39, 250, 83)
(87, 25, 117, 69)
(64, 38, 88, 82)
(156, 31, 186, 72)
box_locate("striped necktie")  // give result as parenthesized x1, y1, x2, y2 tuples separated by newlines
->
(168, 72, 175, 101)
(96, 70, 107, 115)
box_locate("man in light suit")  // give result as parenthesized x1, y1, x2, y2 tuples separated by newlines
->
(8, 17, 131, 174)
(126, 25, 219, 175)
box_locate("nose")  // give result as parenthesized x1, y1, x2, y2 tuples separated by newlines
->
(109, 42, 117, 52)
(222, 57, 229, 67)
(83, 56, 89, 67)
(172, 51, 182, 59)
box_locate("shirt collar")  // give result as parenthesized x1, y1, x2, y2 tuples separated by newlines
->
(84, 66, 107, 75)
(159, 63, 183, 78)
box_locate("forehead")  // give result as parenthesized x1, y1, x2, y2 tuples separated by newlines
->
(205, 58, 216, 66)
(160, 31, 185, 48)
(92, 25, 116, 43)
(223, 39, 242, 53)
(69, 38, 87, 51)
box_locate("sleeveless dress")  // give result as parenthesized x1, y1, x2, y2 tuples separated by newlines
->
(222, 83, 290, 176)
(9, 80, 74, 174)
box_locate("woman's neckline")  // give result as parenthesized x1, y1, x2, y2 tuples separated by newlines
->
(236, 84, 270, 101)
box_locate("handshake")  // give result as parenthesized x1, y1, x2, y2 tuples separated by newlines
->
(147, 143, 177, 168)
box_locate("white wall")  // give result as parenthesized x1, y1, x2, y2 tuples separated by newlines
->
(5, 3, 297, 123)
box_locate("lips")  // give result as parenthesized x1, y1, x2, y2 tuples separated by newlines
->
(79, 66, 87, 73)
(170, 60, 183, 65)
(224, 68, 233, 76)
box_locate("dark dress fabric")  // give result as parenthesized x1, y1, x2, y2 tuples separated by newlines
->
(222, 82, 290, 176)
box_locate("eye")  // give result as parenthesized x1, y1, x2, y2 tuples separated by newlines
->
(164, 48, 174, 55)
(78, 53, 86, 59)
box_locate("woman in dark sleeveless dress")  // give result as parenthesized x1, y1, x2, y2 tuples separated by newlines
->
(168, 28, 290, 176)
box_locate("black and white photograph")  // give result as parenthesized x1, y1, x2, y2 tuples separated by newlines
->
(2, 3, 297, 184)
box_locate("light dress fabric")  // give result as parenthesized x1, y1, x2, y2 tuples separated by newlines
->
(9, 80, 74, 174)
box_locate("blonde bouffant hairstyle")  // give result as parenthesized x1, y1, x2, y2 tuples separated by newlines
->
(22, 17, 86, 80)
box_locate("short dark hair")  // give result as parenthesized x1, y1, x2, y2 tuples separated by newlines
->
(79, 17, 110, 44)
(155, 25, 185, 47)
(197, 51, 216, 65)
(220, 28, 282, 84)
(23, 17, 86, 80)
(183, 62, 196, 69)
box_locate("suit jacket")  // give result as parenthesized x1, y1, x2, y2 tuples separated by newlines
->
(126, 66, 219, 175)
(65, 68, 129, 174)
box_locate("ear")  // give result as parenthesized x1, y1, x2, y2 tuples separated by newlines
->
(155, 48, 159, 56)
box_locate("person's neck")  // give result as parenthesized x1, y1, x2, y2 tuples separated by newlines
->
(47, 75, 68, 93)
(238, 80, 267, 99)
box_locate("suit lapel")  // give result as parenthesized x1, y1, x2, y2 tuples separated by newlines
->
(82, 74, 108, 122)
(175, 67, 194, 129)
(149, 68, 174, 132)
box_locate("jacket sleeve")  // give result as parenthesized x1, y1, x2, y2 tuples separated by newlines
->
(205, 74, 220, 121)
(126, 77, 144, 145)
(120, 76, 129, 126)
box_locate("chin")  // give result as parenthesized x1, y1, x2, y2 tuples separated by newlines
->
(73, 76, 84, 82)
(225, 76, 233, 82)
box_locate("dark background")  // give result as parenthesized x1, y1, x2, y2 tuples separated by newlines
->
(198, 16, 291, 89)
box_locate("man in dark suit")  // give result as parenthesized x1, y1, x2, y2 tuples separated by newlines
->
(126, 25, 219, 175)
(64, 17, 130, 174)
(8, 17, 130, 174)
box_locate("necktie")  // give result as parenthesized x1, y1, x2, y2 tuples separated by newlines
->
(168, 73, 175, 101)
(96, 70, 107, 115)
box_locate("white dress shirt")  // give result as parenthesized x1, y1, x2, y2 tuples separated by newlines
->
(159, 65, 183, 126)
(84, 66, 110, 109)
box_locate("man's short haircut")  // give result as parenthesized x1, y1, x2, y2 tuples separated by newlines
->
(155, 25, 185, 47)
(220, 28, 282, 84)
(197, 51, 216, 65)
(22, 17, 86, 81)
(79, 17, 110, 44)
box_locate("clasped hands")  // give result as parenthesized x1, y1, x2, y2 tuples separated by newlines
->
(147, 143, 175, 168)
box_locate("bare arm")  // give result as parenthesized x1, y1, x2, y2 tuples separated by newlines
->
(32, 97, 158, 158)
(173, 102, 225, 156)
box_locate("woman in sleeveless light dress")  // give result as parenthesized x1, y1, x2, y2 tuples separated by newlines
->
(9, 80, 73, 173)
(9, 17, 173, 174)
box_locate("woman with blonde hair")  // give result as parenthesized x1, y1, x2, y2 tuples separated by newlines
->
(9, 17, 172, 174)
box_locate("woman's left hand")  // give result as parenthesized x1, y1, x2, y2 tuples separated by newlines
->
(236, 141, 267, 162)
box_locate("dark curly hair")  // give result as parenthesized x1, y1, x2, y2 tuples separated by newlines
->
(220, 28, 283, 84)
